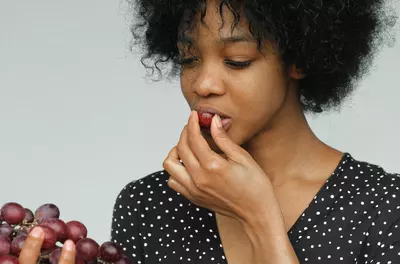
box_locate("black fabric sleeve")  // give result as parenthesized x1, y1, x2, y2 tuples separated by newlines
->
(110, 181, 145, 264)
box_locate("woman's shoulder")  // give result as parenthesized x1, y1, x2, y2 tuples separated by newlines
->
(118, 170, 170, 194)
(114, 169, 190, 209)
(338, 153, 400, 194)
(335, 153, 400, 214)
(343, 153, 400, 181)
(118, 169, 174, 193)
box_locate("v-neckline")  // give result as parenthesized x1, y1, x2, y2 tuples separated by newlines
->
(209, 152, 351, 263)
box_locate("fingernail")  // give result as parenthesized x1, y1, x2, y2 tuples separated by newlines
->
(30, 227, 43, 238)
(215, 114, 222, 128)
(64, 240, 74, 251)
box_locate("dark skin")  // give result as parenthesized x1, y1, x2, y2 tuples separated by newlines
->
(163, 0, 343, 263)
(19, 0, 342, 263)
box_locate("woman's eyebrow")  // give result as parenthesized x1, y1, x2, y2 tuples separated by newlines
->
(219, 35, 257, 44)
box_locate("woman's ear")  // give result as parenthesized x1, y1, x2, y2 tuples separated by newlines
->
(288, 65, 306, 80)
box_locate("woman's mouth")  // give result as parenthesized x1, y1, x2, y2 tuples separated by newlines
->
(198, 112, 232, 132)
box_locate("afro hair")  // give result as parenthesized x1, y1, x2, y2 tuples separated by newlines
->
(126, 0, 397, 113)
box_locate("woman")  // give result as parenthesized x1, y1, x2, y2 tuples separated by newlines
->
(18, 0, 398, 263)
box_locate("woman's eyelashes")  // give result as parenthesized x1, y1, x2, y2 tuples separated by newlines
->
(225, 59, 253, 69)
(177, 57, 253, 69)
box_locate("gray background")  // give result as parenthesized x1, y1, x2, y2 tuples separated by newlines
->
(0, 0, 399, 243)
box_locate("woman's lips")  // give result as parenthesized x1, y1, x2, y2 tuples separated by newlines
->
(221, 118, 232, 131)
(198, 112, 232, 132)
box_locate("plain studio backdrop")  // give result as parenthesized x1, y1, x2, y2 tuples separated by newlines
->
(1, 0, 400, 243)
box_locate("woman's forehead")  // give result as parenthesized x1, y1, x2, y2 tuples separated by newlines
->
(178, 5, 251, 43)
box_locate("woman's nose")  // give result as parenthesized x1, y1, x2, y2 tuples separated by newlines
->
(192, 63, 226, 97)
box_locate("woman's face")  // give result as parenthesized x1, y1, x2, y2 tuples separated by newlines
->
(178, 1, 302, 153)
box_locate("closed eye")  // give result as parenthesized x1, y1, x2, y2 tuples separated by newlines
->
(177, 57, 253, 69)
(225, 60, 253, 69)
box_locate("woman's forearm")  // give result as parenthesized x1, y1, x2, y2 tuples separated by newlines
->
(241, 207, 300, 264)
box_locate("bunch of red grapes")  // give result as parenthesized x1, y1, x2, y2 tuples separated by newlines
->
(0, 202, 132, 264)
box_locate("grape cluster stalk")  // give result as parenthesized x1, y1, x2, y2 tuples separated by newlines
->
(0, 202, 132, 264)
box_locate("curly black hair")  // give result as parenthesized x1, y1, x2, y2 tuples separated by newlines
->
(125, 0, 397, 113)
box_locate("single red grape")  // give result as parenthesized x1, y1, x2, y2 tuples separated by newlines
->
(11, 235, 27, 256)
(35, 204, 60, 222)
(0, 237, 10, 256)
(66, 221, 87, 243)
(23, 209, 34, 223)
(48, 248, 61, 264)
(0, 203, 25, 225)
(99, 241, 123, 262)
(75, 238, 99, 261)
(41, 218, 68, 242)
(0, 225, 13, 240)
(0, 255, 19, 264)
(115, 255, 132, 264)
(30, 226, 56, 249)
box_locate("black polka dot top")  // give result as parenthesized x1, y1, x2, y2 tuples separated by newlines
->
(111, 153, 400, 263)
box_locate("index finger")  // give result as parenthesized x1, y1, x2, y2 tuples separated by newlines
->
(187, 110, 221, 165)
(58, 240, 76, 264)
(19, 227, 44, 264)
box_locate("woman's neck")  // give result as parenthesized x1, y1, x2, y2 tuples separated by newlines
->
(243, 92, 343, 187)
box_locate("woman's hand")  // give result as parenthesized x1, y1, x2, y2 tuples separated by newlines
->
(163, 110, 280, 223)
(19, 227, 76, 264)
